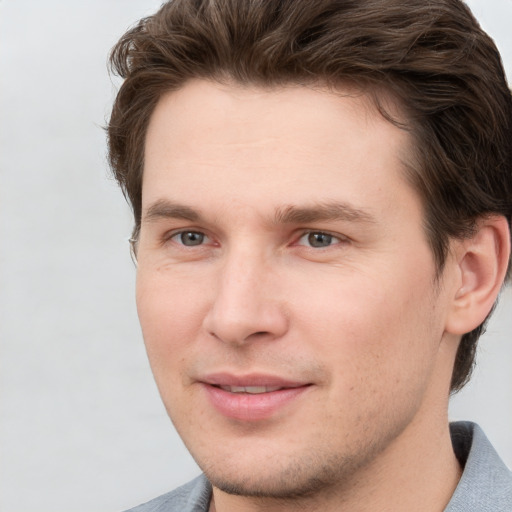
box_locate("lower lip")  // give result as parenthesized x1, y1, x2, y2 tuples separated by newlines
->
(202, 384, 311, 421)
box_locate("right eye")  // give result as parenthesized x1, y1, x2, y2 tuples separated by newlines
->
(170, 231, 209, 246)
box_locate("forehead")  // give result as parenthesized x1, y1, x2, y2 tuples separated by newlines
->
(142, 79, 415, 217)
(145, 79, 408, 148)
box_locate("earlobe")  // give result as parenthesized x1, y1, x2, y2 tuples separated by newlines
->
(445, 216, 511, 335)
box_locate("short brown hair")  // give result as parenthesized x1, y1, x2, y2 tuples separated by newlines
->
(107, 0, 512, 392)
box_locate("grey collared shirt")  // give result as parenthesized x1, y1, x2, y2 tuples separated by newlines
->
(446, 422, 511, 511)
(124, 422, 512, 511)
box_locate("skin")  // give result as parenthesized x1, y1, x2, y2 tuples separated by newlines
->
(136, 80, 467, 511)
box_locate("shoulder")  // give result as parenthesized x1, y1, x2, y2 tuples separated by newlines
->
(123, 474, 212, 512)
(447, 421, 512, 511)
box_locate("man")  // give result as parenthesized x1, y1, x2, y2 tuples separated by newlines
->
(107, 0, 512, 510)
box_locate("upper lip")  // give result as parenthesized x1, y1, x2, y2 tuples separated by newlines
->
(200, 372, 310, 389)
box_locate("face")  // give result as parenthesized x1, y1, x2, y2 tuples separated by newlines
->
(137, 80, 458, 499)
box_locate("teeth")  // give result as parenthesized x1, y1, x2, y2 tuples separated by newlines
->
(245, 386, 279, 394)
(220, 385, 282, 394)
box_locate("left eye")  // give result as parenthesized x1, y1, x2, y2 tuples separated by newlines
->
(171, 231, 208, 246)
(298, 232, 341, 248)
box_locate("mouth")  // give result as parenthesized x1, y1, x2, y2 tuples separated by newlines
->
(217, 385, 290, 394)
(200, 374, 312, 421)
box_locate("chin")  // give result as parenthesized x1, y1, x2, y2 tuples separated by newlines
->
(199, 448, 367, 500)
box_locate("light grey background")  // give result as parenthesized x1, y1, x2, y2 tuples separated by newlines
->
(0, 1, 510, 511)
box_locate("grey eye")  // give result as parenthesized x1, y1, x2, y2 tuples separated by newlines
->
(176, 231, 205, 246)
(297, 231, 341, 248)
(307, 232, 334, 247)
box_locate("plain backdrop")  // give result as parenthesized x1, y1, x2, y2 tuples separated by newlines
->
(0, 1, 511, 511)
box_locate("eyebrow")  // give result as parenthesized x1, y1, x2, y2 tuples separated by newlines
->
(143, 199, 201, 223)
(142, 199, 377, 226)
(274, 202, 377, 225)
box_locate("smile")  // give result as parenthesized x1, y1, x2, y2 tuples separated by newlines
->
(200, 375, 312, 421)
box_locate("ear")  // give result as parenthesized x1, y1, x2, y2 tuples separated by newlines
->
(445, 215, 511, 335)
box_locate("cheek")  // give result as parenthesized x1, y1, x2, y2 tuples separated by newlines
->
(290, 262, 440, 390)
(298, 279, 441, 435)
(136, 269, 209, 371)
(135, 270, 213, 425)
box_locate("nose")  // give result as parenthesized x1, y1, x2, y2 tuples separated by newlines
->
(202, 249, 288, 345)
